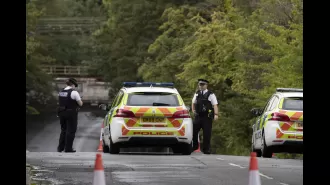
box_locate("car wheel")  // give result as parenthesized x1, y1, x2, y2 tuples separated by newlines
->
(261, 131, 273, 158)
(109, 136, 120, 154)
(171, 143, 192, 155)
(181, 143, 192, 155)
(102, 139, 110, 153)
(251, 142, 262, 157)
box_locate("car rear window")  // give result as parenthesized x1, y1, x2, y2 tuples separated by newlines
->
(282, 97, 303, 111)
(127, 92, 179, 106)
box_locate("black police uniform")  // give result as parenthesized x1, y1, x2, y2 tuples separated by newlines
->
(193, 81, 215, 154)
(57, 81, 80, 152)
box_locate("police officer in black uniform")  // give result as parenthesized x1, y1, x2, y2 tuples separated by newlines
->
(192, 79, 219, 154)
(57, 78, 83, 153)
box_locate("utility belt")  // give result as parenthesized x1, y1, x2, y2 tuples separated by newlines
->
(195, 109, 214, 119)
(57, 106, 79, 116)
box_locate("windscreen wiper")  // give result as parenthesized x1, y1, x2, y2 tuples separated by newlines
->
(152, 102, 170, 106)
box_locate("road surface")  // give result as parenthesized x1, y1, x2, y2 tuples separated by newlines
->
(26, 112, 303, 185)
(26, 111, 102, 152)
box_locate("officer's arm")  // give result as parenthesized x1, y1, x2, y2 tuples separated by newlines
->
(210, 94, 219, 115)
(72, 91, 83, 107)
(191, 94, 197, 112)
(77, 100, 83, 107)
(213, 104, 218, 115)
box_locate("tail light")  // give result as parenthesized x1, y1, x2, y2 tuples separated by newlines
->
(114, 109, 135, 118)
(269, 112, 290, 121)
(172, 110, 190, 118)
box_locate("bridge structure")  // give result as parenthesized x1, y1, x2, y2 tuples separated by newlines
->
(36, 17, 106, 35)
(40, 65, 111, 106)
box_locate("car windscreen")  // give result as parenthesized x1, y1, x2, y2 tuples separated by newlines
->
(282, 97, 303, 111)
(127, 92, 179, 106)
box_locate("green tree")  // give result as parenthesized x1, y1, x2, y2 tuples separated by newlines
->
(26, 0, 55, 114)
(89, 0, 182, 98)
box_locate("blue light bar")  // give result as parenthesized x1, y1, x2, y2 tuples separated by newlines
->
(276, 88, 303, 93)
(123, 82, 174, 88)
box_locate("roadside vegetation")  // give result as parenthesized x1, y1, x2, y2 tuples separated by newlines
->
(26, 0, 302, 158)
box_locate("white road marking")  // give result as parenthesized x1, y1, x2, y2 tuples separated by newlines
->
(228, 163, 246, 169)
(279, 183, 289, 185)
(216, 157, 224, 161)
(259, 172, 273, 179)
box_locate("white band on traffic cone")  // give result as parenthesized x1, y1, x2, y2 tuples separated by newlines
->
(93, 170, 106, 185)
(249, 170, 261, 185)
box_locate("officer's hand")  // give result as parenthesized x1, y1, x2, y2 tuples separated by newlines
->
(214, 115, 218, 121)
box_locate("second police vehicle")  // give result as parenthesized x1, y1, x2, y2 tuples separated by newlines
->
(99, 82, 193, 155)
(251, 88, 303, 158)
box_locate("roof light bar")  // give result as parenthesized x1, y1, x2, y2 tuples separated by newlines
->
(123, 82, 174, 88)
(276, 88, 303, 93)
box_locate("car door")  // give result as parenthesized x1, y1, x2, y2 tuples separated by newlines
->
(254, 96, 275, 148)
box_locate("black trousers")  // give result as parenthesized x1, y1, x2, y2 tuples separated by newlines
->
(193, 115, 213, 152)
(58, 111, 78, 151)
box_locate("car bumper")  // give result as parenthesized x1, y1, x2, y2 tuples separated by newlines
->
(270, 140, 303, 153)
(110, 117, 193, 145)
(264, 121, 303, 153)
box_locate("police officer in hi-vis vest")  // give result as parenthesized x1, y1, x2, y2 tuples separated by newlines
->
(191, 79, 219, 154)
(57, 78, 83, 153)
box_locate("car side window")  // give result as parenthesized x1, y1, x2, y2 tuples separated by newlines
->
(114, 91, 124, 107)
(269, 96, 279, 111)
(265, 96, 276, 112)
(256, 96, 274, 129)
(110, 91, 121, 108)
(262, 96, 274, 114)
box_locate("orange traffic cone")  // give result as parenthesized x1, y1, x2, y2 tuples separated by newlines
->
(194, 133, 201, 152)
(249, 152, 261, 185)
(93, 153, 106, 185)
(97, 123, 103, 152)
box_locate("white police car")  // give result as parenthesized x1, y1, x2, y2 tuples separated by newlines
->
(99, 82, 193, 155)
(251, 88, 303, 158)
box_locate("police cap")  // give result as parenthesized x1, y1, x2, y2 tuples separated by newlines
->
(68, 78, 78, 87)
(198, 79, 209, 84)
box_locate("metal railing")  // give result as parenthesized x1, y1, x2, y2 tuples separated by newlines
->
(41, 65, 89, 76)
(35, 17, 106, 35)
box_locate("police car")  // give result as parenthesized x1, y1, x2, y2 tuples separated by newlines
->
(251, 88, 303, 158)
(99, 82, 193, 155)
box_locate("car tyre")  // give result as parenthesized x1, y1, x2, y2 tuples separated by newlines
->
(172, 143, 192, 155)
(102, 139, 110, 153)
(261, 131, 273, 158)
(181, 143, 192, 155)
(109, 136, 120, 154)
(251, 143, 262, 157)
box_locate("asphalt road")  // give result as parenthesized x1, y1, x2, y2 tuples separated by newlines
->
(26, 112, 303, 185)
(26, 112, 102, 152)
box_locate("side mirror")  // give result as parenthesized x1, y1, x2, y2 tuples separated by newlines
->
(99, 104, 109, 111)
(186, 105, 191, 111)
(251, 108, 262, 116)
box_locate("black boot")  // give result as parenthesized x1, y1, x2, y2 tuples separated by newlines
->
(64, 149, 76, 153)
(57, 147, 64, 153)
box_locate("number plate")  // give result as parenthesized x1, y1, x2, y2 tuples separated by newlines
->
(142, 117, 165, 123)
(296, 122, 303, 128)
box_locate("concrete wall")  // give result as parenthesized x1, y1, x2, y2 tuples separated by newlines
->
(53, 77, 111, 105)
